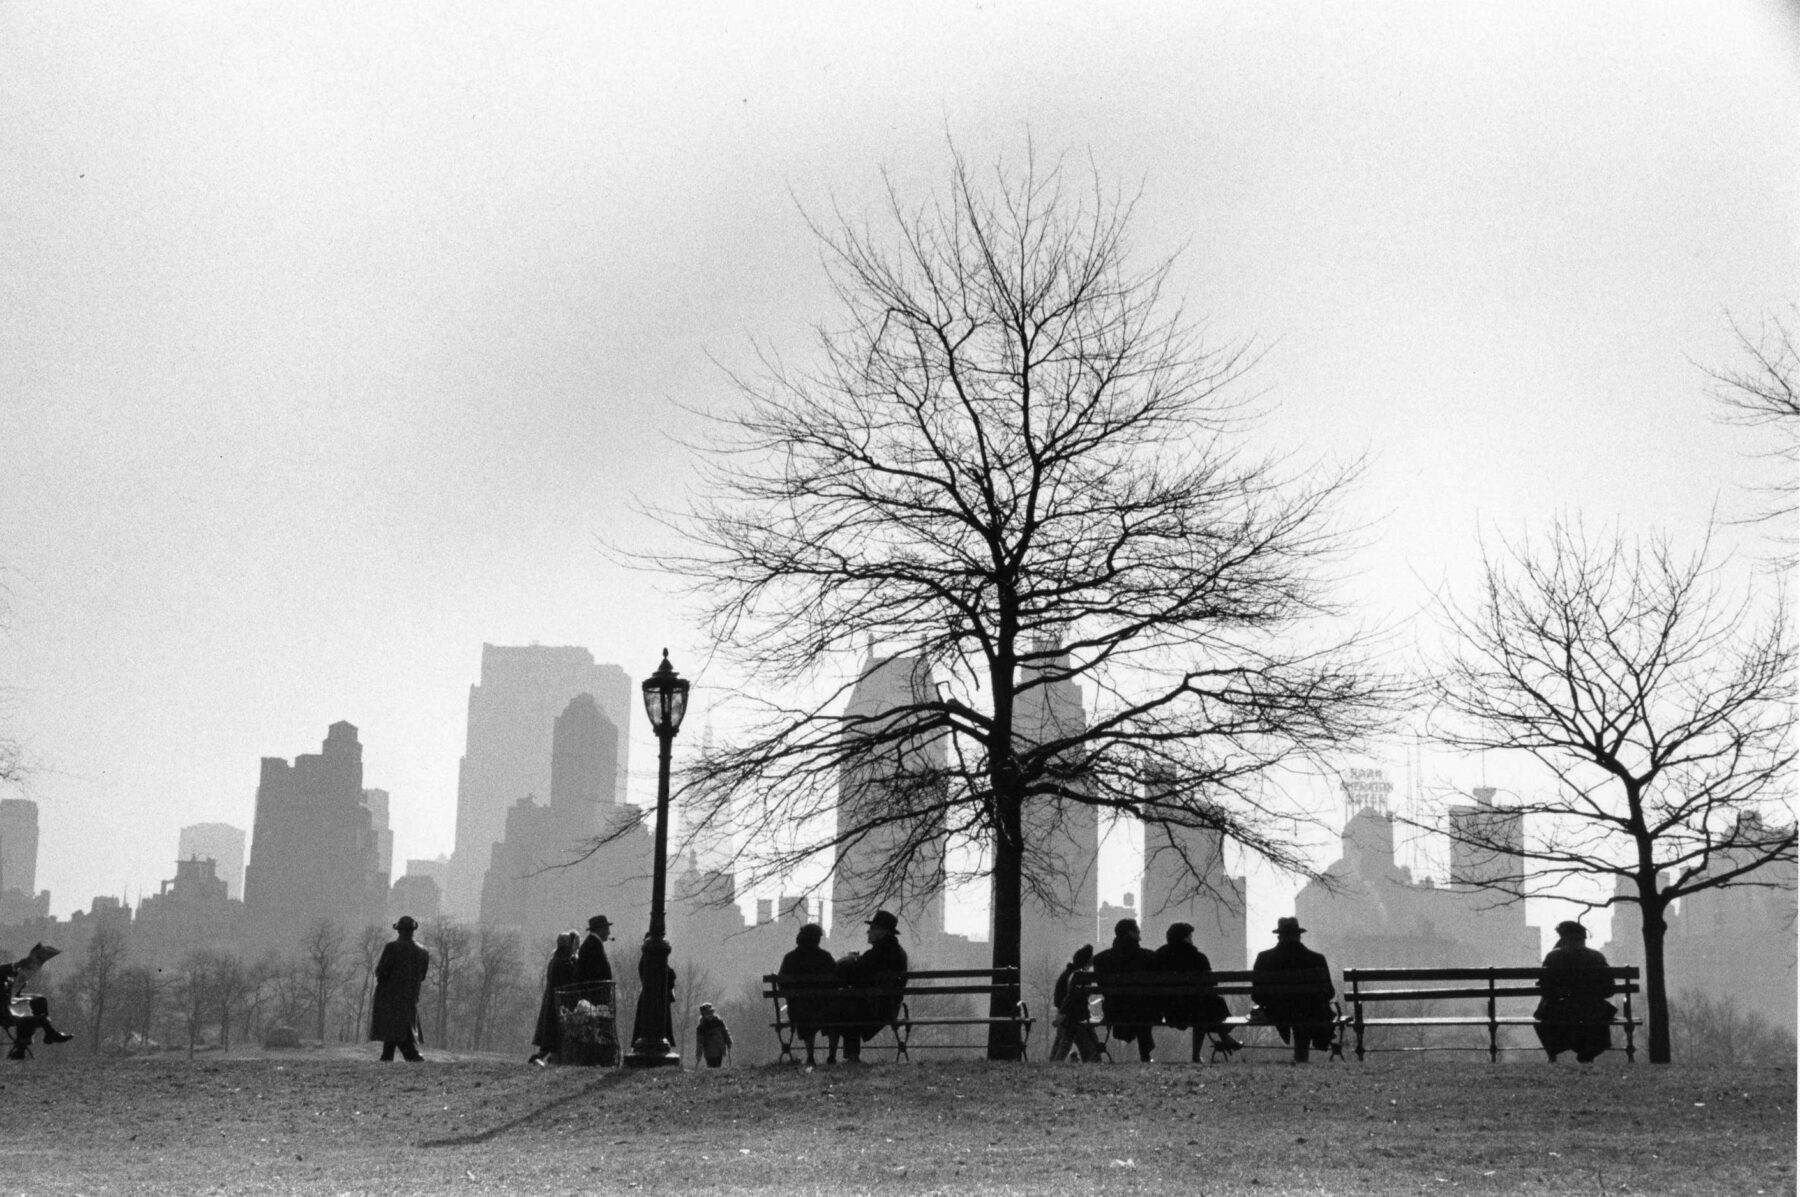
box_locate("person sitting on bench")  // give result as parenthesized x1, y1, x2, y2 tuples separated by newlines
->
(1534, 921, 1617, 1064)
(1154, 922, 1242, 1057)
(1, 944, 73, 1059)
(1093, 918, 1160, 1062)
(1252, 917, 1335, 1064)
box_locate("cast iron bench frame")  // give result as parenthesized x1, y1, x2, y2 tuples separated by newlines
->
(762, 967, 1033, 1063)
(1341, 966, 1642, 1062)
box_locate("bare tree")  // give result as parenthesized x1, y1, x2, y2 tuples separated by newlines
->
(425, 915, 471, 1050)
(650, 147, 1390, 1058)
(465, 922, 523, 1051)
(172, 949, 222, 1056)
(1425, 520, 1795, 1063)
(115, 964, 165, 1051)
(1703, 306, 1799, 563)
(210, 951, 253, 1051)
(348, 923, 386, 1042)
(69, 920, 127, 1054)
(298, 918, 347, 1045)
(1669, 988, 1797, 1068)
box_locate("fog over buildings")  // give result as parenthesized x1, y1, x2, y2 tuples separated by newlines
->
(447, 645, 632, 921)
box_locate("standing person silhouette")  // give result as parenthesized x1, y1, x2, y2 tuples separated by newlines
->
(369, 916, 430, 1063)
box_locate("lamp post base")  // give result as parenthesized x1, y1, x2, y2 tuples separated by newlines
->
(623, 1041, 682, 1069)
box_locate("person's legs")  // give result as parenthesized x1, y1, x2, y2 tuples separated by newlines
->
(400, 1031, 423, 1062)
(1137, 1026, 1155, 1063)
(379, 1041, 397, 1062)
(800, 1030, 818, 1066)
(705, 1055, 723, 1069)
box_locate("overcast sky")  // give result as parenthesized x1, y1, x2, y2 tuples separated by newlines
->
(3, 3, 1795, 935)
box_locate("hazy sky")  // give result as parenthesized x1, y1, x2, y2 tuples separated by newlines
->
(3, 3, 1795, 934)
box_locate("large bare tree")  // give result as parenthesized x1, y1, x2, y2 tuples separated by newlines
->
(1426, 520, 1794, 1063)
(654, 148, 1390, 1058)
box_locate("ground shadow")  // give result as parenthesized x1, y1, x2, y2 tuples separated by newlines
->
(418, 1068, 632, 1148)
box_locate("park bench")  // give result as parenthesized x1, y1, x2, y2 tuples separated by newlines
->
(762, 967, 1034, 1062)
(1340, 966, 1641, 1062)
(1069, 968, 1348, 1062)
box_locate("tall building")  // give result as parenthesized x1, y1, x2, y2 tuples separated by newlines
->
(0, 798, 41, 898)
(1444, 786, 1524, 891)
(1139, 822, 1248, 969)
(0, 799, 49, 925)
(832, 653, 949, 939)
(1009, 646, 1100, 970)
(1294, 789, 1540, 968)
(178, 823, 246, 900)
(479, 693, 648, 946)
(446, 645, 632, 918)
(135, 856, 240, 963)
(362, 789, 394, 895)
(243, 721, 388, 946)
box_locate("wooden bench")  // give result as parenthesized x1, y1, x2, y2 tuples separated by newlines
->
(1070, 969, 1348, 1062)
(762, 968, 1034, 1063)
(1341, 966, 1642, 1062)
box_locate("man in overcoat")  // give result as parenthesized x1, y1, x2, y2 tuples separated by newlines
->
(369, 916, 430, 1062)
(575, 915, 613, 985)
(1092, 918, 1160, 1061)
(837, 909, 908, 1062)
(1534, 921, 1617, 1063)
(1251, 917, 1336, 1063)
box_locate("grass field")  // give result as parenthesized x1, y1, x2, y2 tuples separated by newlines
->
(0, 1048, 1791, 1195)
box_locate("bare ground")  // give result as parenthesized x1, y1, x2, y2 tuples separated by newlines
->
(0, 1046, 1790, 1195)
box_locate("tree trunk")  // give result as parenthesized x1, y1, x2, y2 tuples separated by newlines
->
(986, 783, 1026, 1061)
(1637, 888, 1672, 1063)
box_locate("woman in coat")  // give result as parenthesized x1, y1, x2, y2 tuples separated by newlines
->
(529, 930, 580, 1065)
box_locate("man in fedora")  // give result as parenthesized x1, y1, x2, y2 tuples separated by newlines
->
(836, 909, 909, 1062)
(575, 915, 614, 986)
(369, 916, 430, 1062)
(1534, 921, 1618, 1063)
(1251, 916, 1337, 1063)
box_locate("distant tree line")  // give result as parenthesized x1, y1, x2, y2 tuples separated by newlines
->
(47, 916, 545, 1058)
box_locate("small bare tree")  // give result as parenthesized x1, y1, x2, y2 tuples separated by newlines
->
(1425, 520, 1795, 1063)
(70, 920, 127, 1054)
(649, 145, 1392, 1059)
(172, 949, 222, 1056)
(348, 924, 386, 1041)
(465, 922, 523, 1051)
(426, 916, 471, 1050)
(210, 952, 253, 1051)
(299, 918, 347, 1044)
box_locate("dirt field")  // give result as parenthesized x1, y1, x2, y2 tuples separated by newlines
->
(0, 1046, 1790, 1195)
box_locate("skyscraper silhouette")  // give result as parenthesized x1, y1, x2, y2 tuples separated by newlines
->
(446, 645, 631, 918)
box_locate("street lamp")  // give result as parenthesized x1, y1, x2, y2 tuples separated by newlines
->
(625, 648, 689, 1068)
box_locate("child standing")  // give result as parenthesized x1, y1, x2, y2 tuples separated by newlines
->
(694, 1002, 733, 1068)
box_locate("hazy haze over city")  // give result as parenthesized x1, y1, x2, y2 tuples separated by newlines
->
(2, 3, 1794, 934)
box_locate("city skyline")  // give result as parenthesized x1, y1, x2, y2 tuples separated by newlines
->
(3, 3, 1794, 931)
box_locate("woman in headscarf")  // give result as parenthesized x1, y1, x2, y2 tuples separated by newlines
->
(529, 930, 581, 1065)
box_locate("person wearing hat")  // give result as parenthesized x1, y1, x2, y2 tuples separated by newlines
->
(693, 1001, 734, 1069)
(1092, 918, 1160, 1061)
(835, 909, 909, 1062)
(1, 943, 73, 1059)
(1251, 917, 1336, 1063)
(777, 922, 840, 1066)
(369, 916, 430, 1062)
(1154, 922, 1241, 1060)
(1534, 921, 1618, 1063)
(575, 915, 614, 986)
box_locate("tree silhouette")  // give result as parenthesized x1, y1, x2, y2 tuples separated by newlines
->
(654, 146, 1391, 1058)
(1425, 520, 1794, 1063)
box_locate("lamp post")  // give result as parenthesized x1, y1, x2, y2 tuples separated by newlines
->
(625, 648, 688, 1068)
